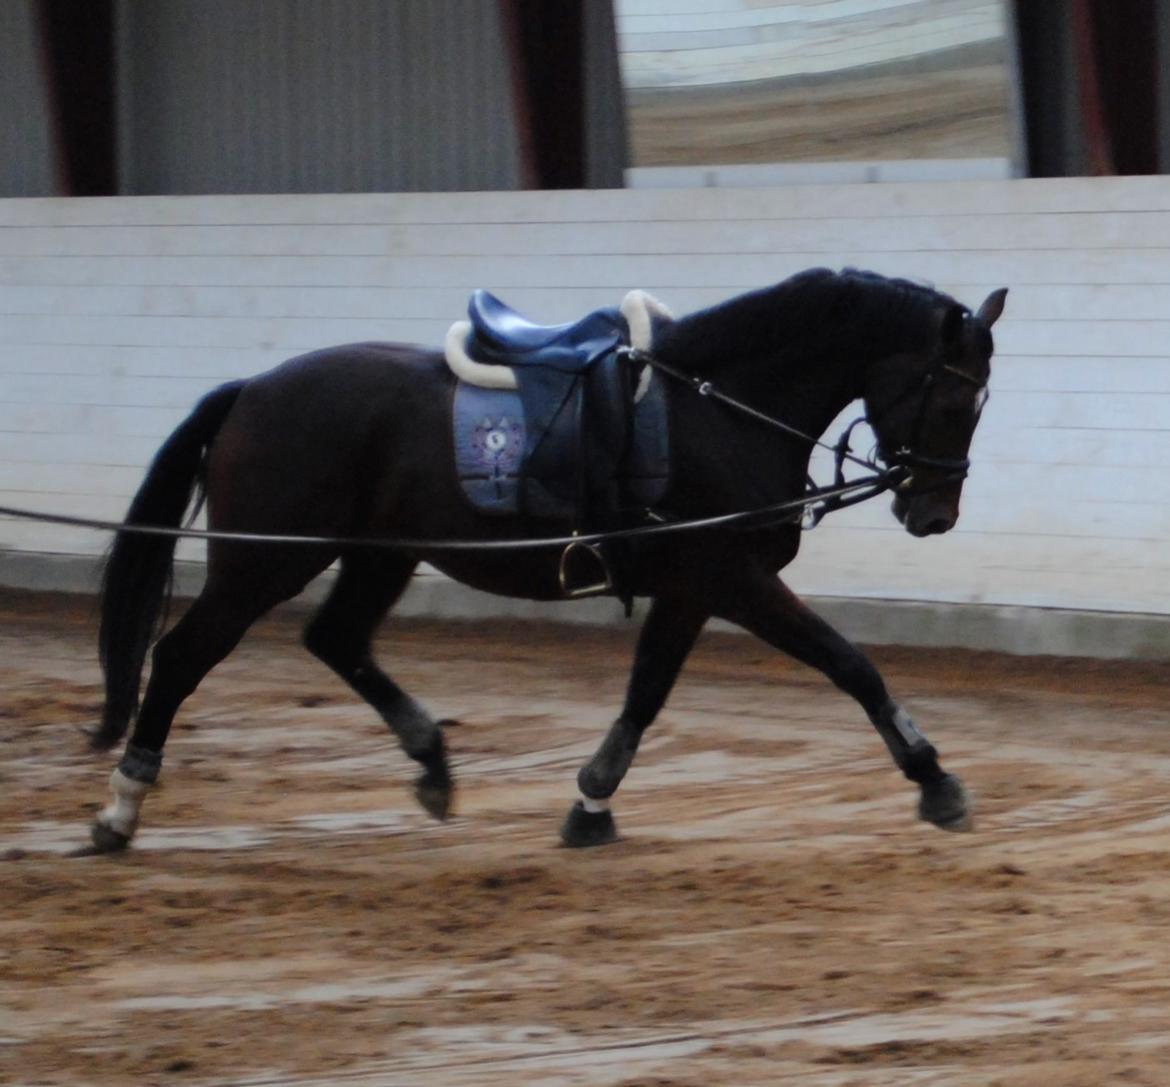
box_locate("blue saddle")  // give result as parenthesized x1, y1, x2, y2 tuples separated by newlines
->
(467, 289, 627, 373)
(452, 290, 670, 528)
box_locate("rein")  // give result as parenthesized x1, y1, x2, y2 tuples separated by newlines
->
(627, 348, 880, 473)
(0, 471, 900, 554)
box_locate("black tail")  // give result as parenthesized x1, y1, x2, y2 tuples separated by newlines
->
(92, 381, 245, 752)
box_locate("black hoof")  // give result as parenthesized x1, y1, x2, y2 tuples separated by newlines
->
(87, 820, 132, 854)
(560, 800, 619, 848)
(84, 727, 118, 754)
(415, 771, 453, 821)
(918, 774, 973, 832)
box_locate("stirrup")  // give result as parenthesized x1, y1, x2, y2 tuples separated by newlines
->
(558, 538, 613, 598)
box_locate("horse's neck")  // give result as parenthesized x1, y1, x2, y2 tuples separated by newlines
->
(732, 350, 863, 466)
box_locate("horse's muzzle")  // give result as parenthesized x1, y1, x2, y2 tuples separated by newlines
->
(892, 492, 958, 537)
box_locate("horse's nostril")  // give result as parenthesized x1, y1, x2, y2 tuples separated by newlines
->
(907, 509, 956, 537)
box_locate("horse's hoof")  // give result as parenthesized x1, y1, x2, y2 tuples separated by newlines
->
(84, 727, 117, 754)
(87, 820, 132, 854)
(415, 772, 453, 821)
(560, 800, 619, 848)
(918, 774, 973, 832)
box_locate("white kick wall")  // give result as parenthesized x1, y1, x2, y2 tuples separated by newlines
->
(0, 178, 1167, 633)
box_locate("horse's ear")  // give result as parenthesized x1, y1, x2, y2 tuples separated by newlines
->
(976, 288, 1008, 327)
(940, 303, 967, 343)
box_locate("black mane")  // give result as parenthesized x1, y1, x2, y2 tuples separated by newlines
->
(653, 268, 964, 372)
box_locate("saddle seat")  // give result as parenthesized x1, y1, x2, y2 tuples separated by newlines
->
(467, 289, 627, 373)
(446, 288, 672, 392)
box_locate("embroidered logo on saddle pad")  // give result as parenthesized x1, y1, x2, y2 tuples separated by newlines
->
(454, 387, 527, 513)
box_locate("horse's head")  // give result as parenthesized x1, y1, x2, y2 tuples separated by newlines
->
(865, 287, 1007, 538)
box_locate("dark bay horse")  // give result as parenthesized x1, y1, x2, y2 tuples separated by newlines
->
(87, 268, 1006, 852)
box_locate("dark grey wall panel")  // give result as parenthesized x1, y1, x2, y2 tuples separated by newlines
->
(584, 0, 629, 188)
(0, 0, 57, 197)
(116, 0, 523, 194)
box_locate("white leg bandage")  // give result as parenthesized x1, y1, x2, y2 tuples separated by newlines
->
(581, 796, 611, 815)
(97, 768, 151, 839)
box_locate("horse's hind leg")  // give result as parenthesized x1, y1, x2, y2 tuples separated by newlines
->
(302, 553, 452, 819)
(91, 548, 335, 852)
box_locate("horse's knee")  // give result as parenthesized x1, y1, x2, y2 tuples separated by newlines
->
(302, 614, 330, 662)
(302, 614, 357, 671)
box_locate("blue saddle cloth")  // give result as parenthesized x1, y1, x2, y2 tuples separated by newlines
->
(453, 369, 670, 521)
(451, 369, 669, 517)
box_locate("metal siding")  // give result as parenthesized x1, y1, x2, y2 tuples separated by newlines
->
(0, 0, 57, 197)
(117, 0, 521, 195)
(584, 0, 630, 188)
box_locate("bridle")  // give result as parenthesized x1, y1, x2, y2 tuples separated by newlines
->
(870, 356, 989, 483)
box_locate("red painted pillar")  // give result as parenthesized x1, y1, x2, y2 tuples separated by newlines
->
(499, 0, 587, 189)
(36, 0, 118, 196)
(1088, 0, 1159, 174)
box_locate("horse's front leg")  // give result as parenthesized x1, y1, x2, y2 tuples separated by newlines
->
(561, 597, 708, 847)
(718, 573, 972, 831)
